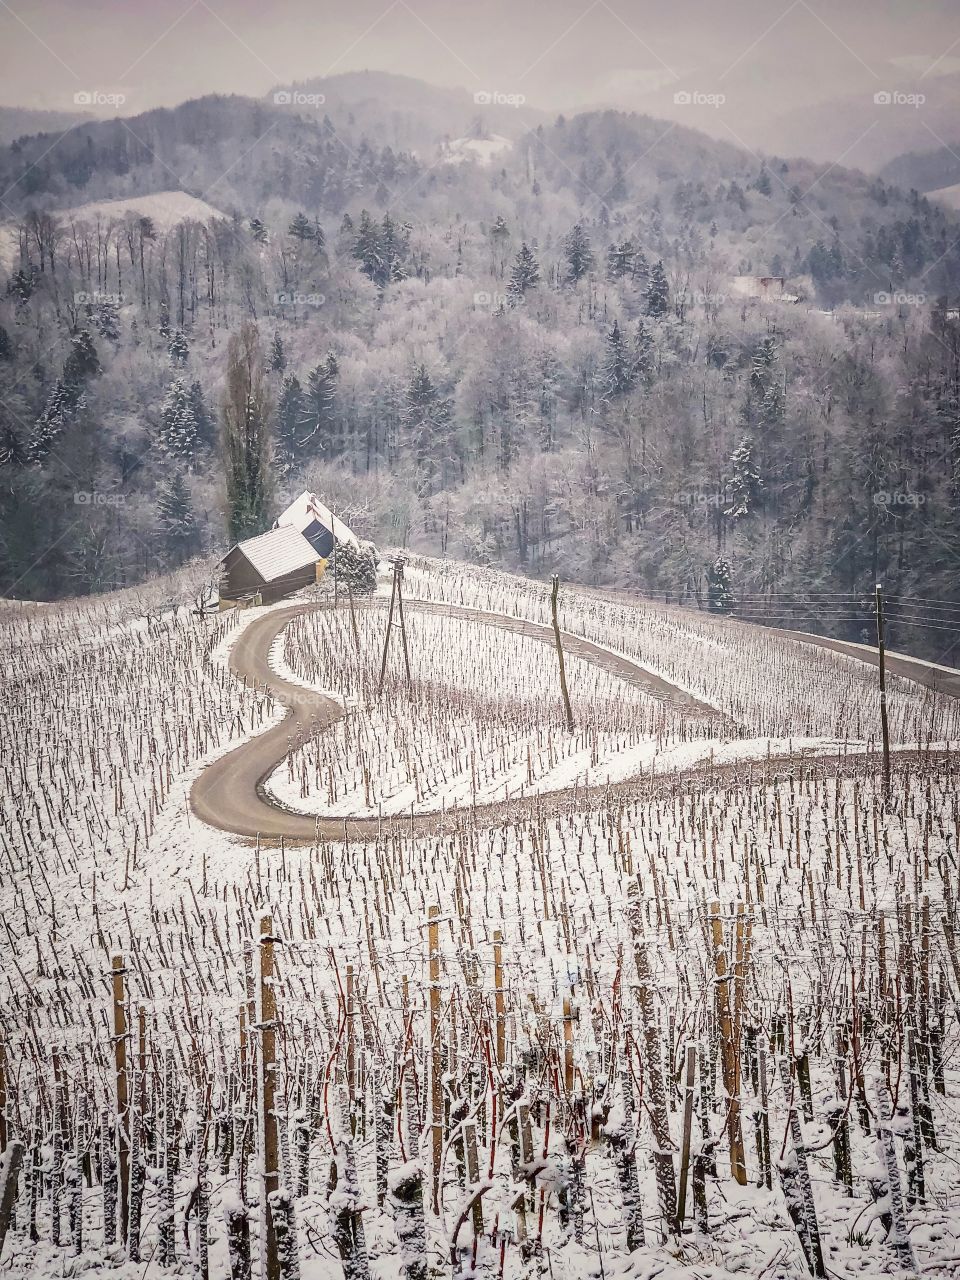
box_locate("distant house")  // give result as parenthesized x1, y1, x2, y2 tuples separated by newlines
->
(731, 275, 799, 303)
(220, 525, 321, 606)
(274, 491, 359, 559)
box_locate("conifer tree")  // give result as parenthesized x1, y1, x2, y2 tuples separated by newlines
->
(564, 223, 594, 282)
(269, 332, 286, 374)
(64, 330, 100, 386)
(159, 378, 198, 462)
(275, 374, 304, 470)
(157, 471, 199, 562)
(288, 211, 315, 242)
(249, 216, 268, 244)
(602, 320, 636, 397)
(168, 330, 189, 367)
(508, 243, 541, 304)
(645, 260, 670, 317)
(221, 323, 272, 544)
(725, 437, 763, 518)
(708, 555, 734, 612)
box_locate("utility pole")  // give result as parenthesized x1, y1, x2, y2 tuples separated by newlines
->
(876, 583, 891, 800)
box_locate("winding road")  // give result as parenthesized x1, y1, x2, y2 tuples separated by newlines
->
(190, 597, 954, 844)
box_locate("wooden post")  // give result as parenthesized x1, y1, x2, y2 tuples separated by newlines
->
(429, 906, 443, 1214)
(396, 559, 412, 685)
(562, 999, 574, 1094)
(377, 564, 399, 698)
(0, 1142, 23, 1261)
(112, 955, 130, 1243)
(709, 904, 746, 1184)
(677, 1042, 697, 1227)
(259, 915, 280, 1280)
(551, 576, 575, 733)
(876, 584, 891, 800)
(493, 931, 506, 1067)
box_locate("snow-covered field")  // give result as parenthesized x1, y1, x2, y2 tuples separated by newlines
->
(1, 556, 959, 1280)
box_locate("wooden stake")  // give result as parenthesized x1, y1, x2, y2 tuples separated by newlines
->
(112, 955, 130, 1243)
(259, 915, 280, 1280)
(429, 906, 443, 1214)
(551, 576, 575, 733)
(876, 584, 891, 800)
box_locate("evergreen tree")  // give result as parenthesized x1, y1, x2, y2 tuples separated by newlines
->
(564, 223, 594, 282)
(93, 299, 120, 341)
(402, 364, 451, 469)
(275, 374, 304, 469)
(755, 163, 772, 196)
(602, 320, 636, 398)
(508, 243, 540, 304)
(188, 380, 214, 450)
(0, 325, 11, 361)
(0, 398, 28, 466)
(750, 335, 779, 395)
(708, 555, 734, 612)
(606, 239, 636, 281)
(157, 471, 199, 563)
(158, 302, 171, 340)
(249, 216, 268, 244)
(269, 332, 286, 374)
(353, 210, 383, 284)
(725, 436, 763, 518)
(63, 329, 100, 386)
(380, 214, 408, 284)
(300, 361, 337, 450)
(29, 379, 78, 463)
(335, 537, 378, 595)
(645, 260, 670, 317)
(634, 320, 655, 386)
(159, 378, 199, 462)
(288, 211, 315, 242)
(168, 329, 189, 367)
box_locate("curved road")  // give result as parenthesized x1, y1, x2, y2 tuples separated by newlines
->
(191, 599, 951, 844)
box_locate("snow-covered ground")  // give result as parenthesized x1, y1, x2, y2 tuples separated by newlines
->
(2, 557, 959, 1279)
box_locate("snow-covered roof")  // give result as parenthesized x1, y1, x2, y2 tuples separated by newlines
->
(275, 491, 359, 549)
(234, 525, 319, 582)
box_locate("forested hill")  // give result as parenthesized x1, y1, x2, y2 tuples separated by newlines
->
(1, 79, 959, 662)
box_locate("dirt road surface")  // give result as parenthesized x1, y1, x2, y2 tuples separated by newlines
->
(190, 597, 953, 844)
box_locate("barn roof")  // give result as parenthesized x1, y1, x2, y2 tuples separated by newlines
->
(233, 525, 319, 583)
(275, 491, 359, 549)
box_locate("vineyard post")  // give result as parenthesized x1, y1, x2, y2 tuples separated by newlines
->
(550, 576, 575, 733)
(258, 914, 280, 1280)
(112, 954, 130, 1243)
(377, 563, 399, 698)
(429, 906, 443, 1214)
(0, 1142, 23, 1261)
(493, 931, 506, 1066)
(677, 1042, 696, 1226)
(875, 584, 891, 800)
(395, 559, 412, 685)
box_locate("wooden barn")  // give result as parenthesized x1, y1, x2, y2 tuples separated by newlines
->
(219, 525, 321, 607)
(274, 491, 359, 558)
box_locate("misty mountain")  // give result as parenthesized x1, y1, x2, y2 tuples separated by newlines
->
(757, 72, 960, 172)
(0, 105, 90, 147)
(879, 142, 960, 195)
(267, 70, 547, 153)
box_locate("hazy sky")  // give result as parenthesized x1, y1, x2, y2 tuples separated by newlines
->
(1, 0, 958, 124)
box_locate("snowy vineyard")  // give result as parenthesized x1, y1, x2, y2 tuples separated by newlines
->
(1, 559, 959, 1278)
